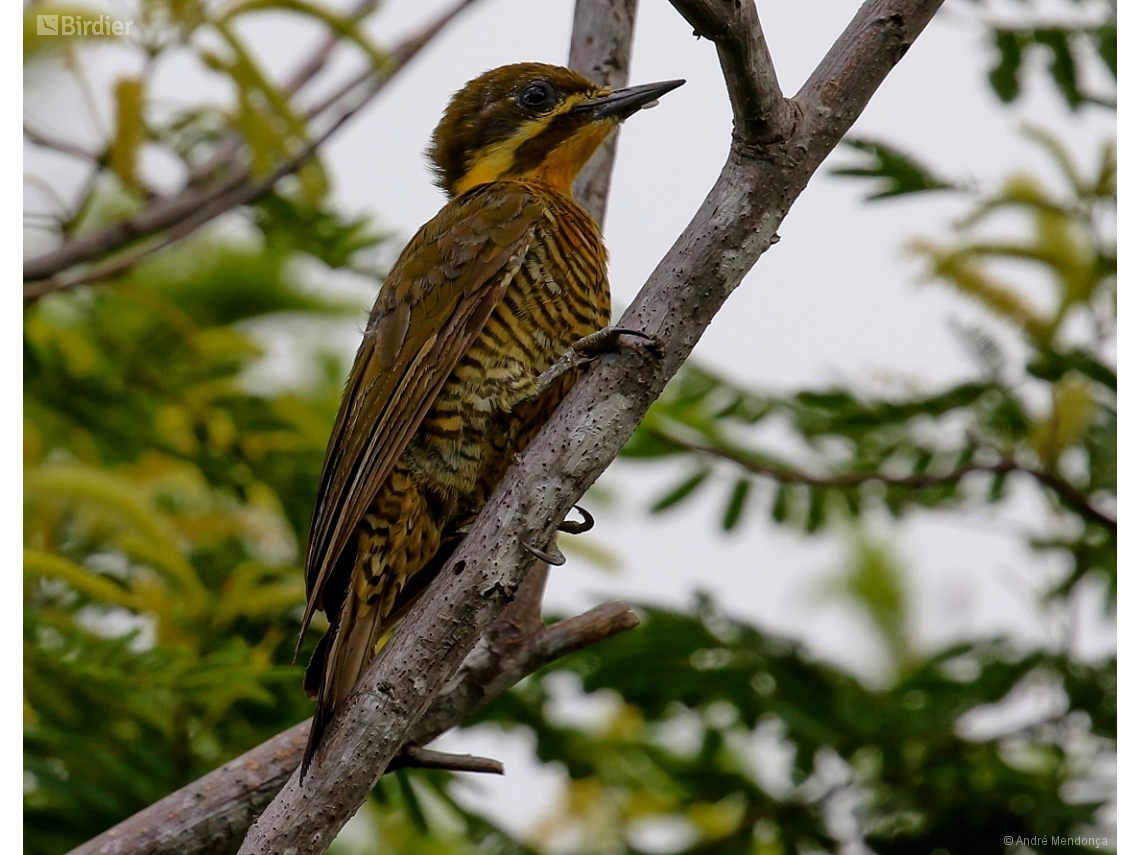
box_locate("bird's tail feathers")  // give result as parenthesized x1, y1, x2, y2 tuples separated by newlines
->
(301, 591, 387, 777)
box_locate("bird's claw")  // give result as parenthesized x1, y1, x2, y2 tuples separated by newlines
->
(531, 327, 662, 400)
(572, 326, 662, 361)
(522, 540, 566, 566)
(557, 504, 594, 535)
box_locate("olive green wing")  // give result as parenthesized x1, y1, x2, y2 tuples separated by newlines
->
(299, 185, 545, 639)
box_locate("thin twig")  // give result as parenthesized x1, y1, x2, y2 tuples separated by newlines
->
(283, 0, 382, 95)
(650, 426, 1117, 530)
(1021, 467, 1116, 530)
(24, 124, 102, 162)
(390, 746, 504, 775)
(298, 0, 479, 121)
(23, 0, 480, 289)
(23, 174, 75, 221)
(536, 600, 641, 662)
(26, 70, 384, 302)
(181, 0, 382, 188)
(23, 165, 248, 286)
(64, 46, 108, 141)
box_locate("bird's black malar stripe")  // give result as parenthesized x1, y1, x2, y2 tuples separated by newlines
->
(510, 112, 590, 175)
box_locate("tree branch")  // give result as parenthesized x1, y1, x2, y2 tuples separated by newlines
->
(669, 0, 795, 143)
(24, 124, 103, 163)
(569, 0, 639, 227)
(64, 600, 638, 855)
(283, 0, 382, 96)
(1020, 466, 1116, 530)
(23, 166, 246, 287)
(25, 72, 380, 302)
(22, 0, 479, 291)
(650, 427, 1117, 529)
(388, 746, 504, 775)
(796, 0, 927, 142)
(238, 1, 945, 852)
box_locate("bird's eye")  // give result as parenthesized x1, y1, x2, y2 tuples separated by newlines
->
(518, 81, 556, 110)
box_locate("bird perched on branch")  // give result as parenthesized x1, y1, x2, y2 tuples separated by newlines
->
(297, 62, 683, 772)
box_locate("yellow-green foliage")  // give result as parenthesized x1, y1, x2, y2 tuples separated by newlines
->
(910, 128, 1115, 350)
(23, 234, 359, 854)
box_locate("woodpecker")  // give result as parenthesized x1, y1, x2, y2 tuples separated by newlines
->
(298, 62, 683, 771)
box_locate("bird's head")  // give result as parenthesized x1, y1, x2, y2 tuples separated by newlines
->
(428, 62, 684, 198)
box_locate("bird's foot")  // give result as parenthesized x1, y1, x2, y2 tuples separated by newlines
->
(557, 504, 594, 535)
(571, 326, 663, 361)
(522, 539, 566, 566)
(532, 326, 662, 398)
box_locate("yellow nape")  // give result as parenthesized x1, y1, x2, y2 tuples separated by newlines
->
(453, 135, 523, 196)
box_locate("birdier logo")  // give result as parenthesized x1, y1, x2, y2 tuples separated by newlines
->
(36, 14, 133, 36)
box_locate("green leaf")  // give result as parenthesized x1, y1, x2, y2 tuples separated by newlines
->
(1096, 24, 1116, 78)
(395, 770, 429, 833)
(650, 467, 711, 513)
(832, 487, 858, 518)
(987, 469, 1008, 503)
(1027, 347, 1116, 391)
(770, 483, 789, 523)
(832, 138, 959, 200)
(144, 241, 347, 326)
(840, 534, 908, 660)
(24, 550, 139, 610)
(721, 478, 751, 530)
(220, 0, 389, 72)
(1034, 30, 1082, 109)
(109, 78, 145, 191)
(805, 489, 825, 533)
(988, 26, 1114, 109)
(253, 191, 383, 269)
(911, 448, 934, 476)
(621, 422, 685, 458)
(989, 30, 1027, 102)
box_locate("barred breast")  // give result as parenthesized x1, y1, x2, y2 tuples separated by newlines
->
(403, 184, 610, 513)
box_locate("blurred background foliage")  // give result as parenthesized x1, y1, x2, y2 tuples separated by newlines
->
(23, 0, 1114, 854)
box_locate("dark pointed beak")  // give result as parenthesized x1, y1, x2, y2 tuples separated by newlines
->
(573, 79, 686, 121)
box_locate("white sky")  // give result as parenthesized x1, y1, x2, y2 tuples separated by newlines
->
(18, 0, 1121, 844)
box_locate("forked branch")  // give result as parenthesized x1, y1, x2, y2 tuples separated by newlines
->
(669, 0, 795, 143)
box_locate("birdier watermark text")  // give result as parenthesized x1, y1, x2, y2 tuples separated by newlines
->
(36, 14, 133, 37)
